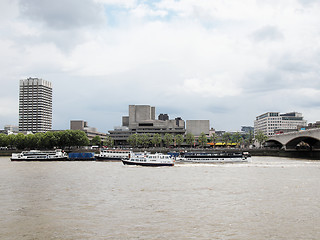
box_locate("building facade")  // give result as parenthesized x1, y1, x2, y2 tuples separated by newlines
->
(70, 120, 107, 142)
(254, 112, 307, 136)
(109, 105, 186, 146)
(186, 120, 210, 136)
(19, 78, 52, 133)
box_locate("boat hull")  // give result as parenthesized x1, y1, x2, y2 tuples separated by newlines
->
(11, 156, 68, 161)
(95, 156, 123, 161)
(176, 152, 250, 163)
(177, 158, 248, 163)
(122, 159, 174, 167)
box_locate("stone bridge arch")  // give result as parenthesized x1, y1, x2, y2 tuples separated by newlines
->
(285, 136, 320, 150)
(265, 139, 283, 148)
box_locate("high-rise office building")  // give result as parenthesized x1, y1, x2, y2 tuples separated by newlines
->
(19, 78, 52, 133)
(254, 112, 307, 136)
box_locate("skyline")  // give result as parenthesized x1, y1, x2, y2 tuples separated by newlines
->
(1, 0, 320, 132)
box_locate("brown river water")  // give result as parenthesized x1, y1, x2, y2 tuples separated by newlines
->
(0, 156, 320, 240)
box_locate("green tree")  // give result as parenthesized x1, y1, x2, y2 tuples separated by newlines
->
(0, 134, 8, 147)
(198, 132, 208, 148)
(175, 134, 184, 147)
(232, 132, 242, 147)
(91, 135, 102, 146)
(185, 133, 195, 147)
(53, 131, 63, 148)
(39, 131, 57, 149)
(127, 134, 138, 147)
(163, 133, 173, 147)
(25, 134, 37, 149)
(73, 130, 89, 147)
(210, 133, 217, 143)
(7, 134, 16, 149)
(255, 130, 268, 148)
(222, 132, 231, 147)
(59, 130, 72, 148)
(138, 134, 150, 148)
(15, 133, 26, 150)
(244, 130, 254, 147)
(104, 136, 114, 147)
(151, 133, 162, 147)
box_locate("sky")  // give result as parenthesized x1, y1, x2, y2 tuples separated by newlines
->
(1, 0, 320, 132)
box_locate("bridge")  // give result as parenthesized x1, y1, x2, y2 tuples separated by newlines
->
(266, 128, 320, 150)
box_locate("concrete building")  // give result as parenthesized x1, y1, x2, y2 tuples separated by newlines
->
(128, 105, 155, 126)
(158, 114, 169, 121)
(4, 125, 19, 133)
(109, 105, 186, 146)
(19, 78, 52, 133)
(70, 120, 107, 142)
(241, 126, 254, 134)
(254, 112, 307, 136)
(186, 120, 210, 136)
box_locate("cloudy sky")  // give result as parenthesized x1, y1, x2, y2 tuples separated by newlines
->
(1, 0, 320, 132)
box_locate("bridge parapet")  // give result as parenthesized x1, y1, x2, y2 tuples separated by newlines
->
(266, 128, 320, 150)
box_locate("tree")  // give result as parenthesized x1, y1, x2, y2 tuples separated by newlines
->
(175, 134, 184, 147)
(198, 132, 208, 148)
(163, 133, 173, 147)
(222, 132, 231, 147)
(255, 130, 268, 148)
(31, 133, 43, 149)
(138, 134, 150, 148)
(151, 133, 162, 147)
(127, 134, 138, 147)
(0, 134, 8, 147)
(210, 133, 217, 145)
(15, 133, 26, 150)
(232, 132, 242, 148)
(39, 131, 57, 149)
(104, 136, 114, 147)
(7, 134, 16, 149)
(243, 131, 254, 148)
(75, 131, 89, 147)
(185, 133, 195, 147)
(25, 134, 37, 149)
(91, 135, 102, 146)
(60, 130, 72, 148)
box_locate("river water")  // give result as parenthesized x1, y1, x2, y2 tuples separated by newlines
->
(0, 156, 319, 240)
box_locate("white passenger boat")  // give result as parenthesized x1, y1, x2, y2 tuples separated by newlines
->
(176, 151, 250, 163)
(122, 152, 175, 167)
(11, 149, 68, 161)
(95, 149, 131, 161)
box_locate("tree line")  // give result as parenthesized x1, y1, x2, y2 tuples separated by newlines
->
(0, 130, 90, 150)
(125, 131, 258, 148)
(0, 129, 267, 150)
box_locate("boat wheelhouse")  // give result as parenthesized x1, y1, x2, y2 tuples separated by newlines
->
(122, 152, 174, 167)
(11, 149, 68, 161)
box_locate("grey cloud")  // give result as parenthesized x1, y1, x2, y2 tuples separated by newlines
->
(251, 25, 284, 42)
(278, 60, 312, 73)
(273, 53, 320, 88)
(298, 0, 318, 6)
(244, 70, 284, 93)
(19, 0, 105, 30)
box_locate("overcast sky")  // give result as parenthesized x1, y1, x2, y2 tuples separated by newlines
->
(1, 0, 320, 132)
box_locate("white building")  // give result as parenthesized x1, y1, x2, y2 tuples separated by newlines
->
(254, 112, 307, 136)
(19, 78, 52, 133)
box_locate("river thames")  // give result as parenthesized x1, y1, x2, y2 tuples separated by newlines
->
(0, 156, 319, 240)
